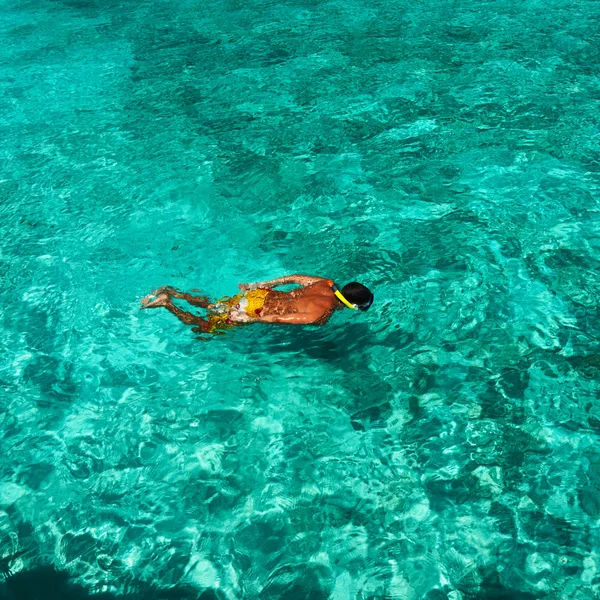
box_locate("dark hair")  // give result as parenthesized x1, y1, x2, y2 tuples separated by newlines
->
(341, 282, 374, 311)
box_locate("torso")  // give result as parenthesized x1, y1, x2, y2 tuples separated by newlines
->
(262, 280, 338, 324)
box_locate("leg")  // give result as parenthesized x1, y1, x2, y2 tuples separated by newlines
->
(164, 301, 213, 331)
(153, 286, 210, 308)
(141, 293, 212, 332)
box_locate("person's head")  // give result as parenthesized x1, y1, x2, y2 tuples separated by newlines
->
(341, 282, 374, 311)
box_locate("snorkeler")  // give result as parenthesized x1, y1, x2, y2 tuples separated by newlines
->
(140, 275, 374, 334)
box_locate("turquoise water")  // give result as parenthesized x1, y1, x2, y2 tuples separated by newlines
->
(1, 0, 600, 597)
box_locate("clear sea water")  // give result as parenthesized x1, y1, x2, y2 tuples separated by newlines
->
(1, 0, 600, 598)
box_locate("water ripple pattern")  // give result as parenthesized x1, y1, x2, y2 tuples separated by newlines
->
(1, 0, 600, 598)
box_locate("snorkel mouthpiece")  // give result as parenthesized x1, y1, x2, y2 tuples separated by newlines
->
(329, 281, 359, 310)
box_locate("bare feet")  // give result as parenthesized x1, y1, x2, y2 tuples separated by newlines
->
(140, 292, 171, 309)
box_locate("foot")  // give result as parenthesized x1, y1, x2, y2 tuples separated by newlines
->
(140, 292, 171, 309)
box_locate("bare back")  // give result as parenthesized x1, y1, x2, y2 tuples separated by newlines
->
(262, 280, 338, 324)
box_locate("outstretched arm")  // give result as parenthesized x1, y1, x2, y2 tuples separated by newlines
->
(239, 274, 327, 291)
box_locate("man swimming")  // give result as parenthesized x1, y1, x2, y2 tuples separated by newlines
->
(140, 274, 374, 334)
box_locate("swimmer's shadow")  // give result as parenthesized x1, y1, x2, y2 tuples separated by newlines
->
(234, 322, 374, 369)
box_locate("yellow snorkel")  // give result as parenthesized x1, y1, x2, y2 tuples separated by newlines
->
(328, 280, 359, 310)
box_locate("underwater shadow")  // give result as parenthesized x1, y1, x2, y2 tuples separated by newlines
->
(231, 322, 375, 372)
(229, 322, 397, 427)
